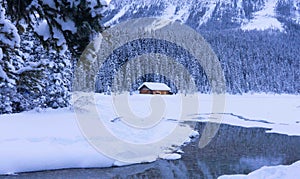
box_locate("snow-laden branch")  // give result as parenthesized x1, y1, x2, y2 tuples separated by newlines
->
(14, 66, 44, 75)
(0, 49, 15, 84)
(0, 5, 20, 49)
(14, 60, 48, 75)
(0, 64, 9, 81)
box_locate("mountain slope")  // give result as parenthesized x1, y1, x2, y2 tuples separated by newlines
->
(103, 0, 300, 31)
(96, 0, 300, 95)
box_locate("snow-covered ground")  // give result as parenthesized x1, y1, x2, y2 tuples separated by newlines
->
(0, 93, 196, 175)
(0, 93, 299, 176)
(195, 93, 300, 136)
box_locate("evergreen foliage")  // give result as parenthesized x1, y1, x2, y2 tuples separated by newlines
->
(0, 1, 106, 114)
(96, 29, 300, 95)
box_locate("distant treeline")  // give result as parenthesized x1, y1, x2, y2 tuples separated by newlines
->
(96, 26, 299, 94)
(201, 27, 299, 94)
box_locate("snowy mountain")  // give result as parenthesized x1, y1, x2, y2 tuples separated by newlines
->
(94, 0, 300, 95)
(103, 0, 300, 31)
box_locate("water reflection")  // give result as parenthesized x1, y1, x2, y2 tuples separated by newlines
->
(2, 122, 300, 178)
(181, 123, 300, 178)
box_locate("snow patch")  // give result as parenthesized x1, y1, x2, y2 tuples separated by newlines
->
(159, 153, 181, 160)
(0, 19, 20, 48)
(105, 0, 113, 4)
(0, 48, 3, 61)
(241, 0, 284, 32)
(52, 26, 66, 46)
(101, 0, 110, 6)
(199, 1, 217, 26)
(0, 62, 9, 81)
(34, 20, 51, 41)
(55, 17, 77, 34)
(42, 0, 56, 8)
(161, 3, 190, 23)
(189, 130, 199, 138)
(219, 160, 300, 179)
(104, 5, 130, 26)
(162, 4, 177, 20)
(175, 5, 190, 22)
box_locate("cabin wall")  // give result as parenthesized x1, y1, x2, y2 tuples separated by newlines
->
(139, 90, 171, 95)
(140, 90, 152, 94)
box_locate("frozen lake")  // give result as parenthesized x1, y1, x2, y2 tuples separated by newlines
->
(2, 122, 299, 178)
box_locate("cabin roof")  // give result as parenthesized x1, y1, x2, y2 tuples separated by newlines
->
(138, 82, 171, 91)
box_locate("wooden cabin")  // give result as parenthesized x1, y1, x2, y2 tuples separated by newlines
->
(138, 82, 172, 95)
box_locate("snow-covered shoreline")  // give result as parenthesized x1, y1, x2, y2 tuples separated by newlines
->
(0, 93, 299, 175)
(219, 160, 300, 179)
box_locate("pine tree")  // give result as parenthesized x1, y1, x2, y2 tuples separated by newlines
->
(3, 0, 106, 57)
(0, 4, 22, 113)
(0, 0, 107, 114)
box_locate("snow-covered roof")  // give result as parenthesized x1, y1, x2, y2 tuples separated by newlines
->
(138, 82, 171, 91)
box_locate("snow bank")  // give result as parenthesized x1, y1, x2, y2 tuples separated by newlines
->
(219, 160, 300, 179)
(0, 93, 299, 175)
(0, 93, 196, 175)
(159, 153, 181, 160)
(194, 93, 300, 136)
(0, 108, 114, 174)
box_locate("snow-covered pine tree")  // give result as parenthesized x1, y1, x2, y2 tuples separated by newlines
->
(4, 0, 106, 57)
(16, 29, 72, 111)
(0, 4, 22, 114)
(0, 0, 107, 114)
